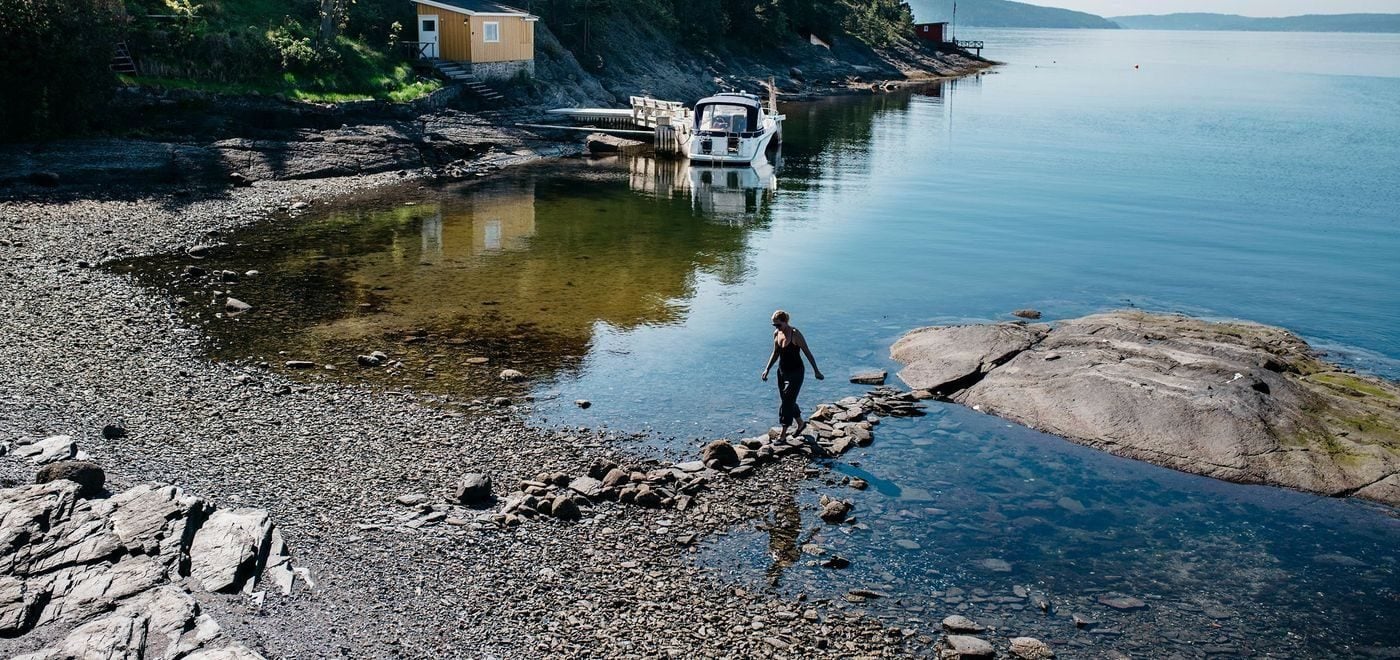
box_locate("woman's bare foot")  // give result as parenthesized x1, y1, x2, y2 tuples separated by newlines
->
(793, 419, 807, 438)
(778, 423, 790, 441)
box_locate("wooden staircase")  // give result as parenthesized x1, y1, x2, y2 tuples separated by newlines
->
(427, 59, 504, 103)
(110, 42, 138, 74)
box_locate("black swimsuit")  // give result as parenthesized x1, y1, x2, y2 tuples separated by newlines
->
(776, 336, 804, 427)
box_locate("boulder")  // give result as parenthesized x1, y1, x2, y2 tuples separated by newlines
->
(102, 424, 128, 440)
(498, 369, 526, 382)
(601, 468, 630, 488)
(568, 476, 605, 499)
(453, 473, 493, 505)
(14, 435, 76, 465)
(396, 493, 429, 506)
(1012, 309, 1043, 319)
(940, 615, 984, 633)
(818, 495, 852, 523)
(35, 460, 106, 498)
(549, 496, 581, 520)
(223, 298, 252, 314)
(892, 322, 1048, 394)
(586, 133, 648, 155)
(850, 369, 887, 385)
(188, 508, 273, 593)
(701, 440, 739, 468)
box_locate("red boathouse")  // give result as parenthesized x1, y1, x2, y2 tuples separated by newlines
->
(914, 22, 948, 44)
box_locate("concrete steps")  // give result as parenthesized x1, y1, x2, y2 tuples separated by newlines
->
(427, 59, 505, 103)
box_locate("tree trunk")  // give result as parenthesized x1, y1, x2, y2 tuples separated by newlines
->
(319, 0, 341, 46)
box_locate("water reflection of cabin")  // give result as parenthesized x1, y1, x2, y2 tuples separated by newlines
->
(414, 185, 536, 263)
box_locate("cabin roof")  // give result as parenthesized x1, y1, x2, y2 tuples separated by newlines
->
(414, 0, 533, 16)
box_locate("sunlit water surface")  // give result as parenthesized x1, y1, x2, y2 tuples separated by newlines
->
(124, 29, 1400, 656)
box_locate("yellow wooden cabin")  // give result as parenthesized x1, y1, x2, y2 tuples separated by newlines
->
(412, 0, 537, 79)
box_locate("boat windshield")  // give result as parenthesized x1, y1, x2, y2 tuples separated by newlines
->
(697, 104, 754, 134)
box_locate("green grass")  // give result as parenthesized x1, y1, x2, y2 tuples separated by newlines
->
(119, 61, 441, 104)
(1309, 372, 1397, 400)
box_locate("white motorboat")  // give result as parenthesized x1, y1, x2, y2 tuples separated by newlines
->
(687, 92, 784, 166)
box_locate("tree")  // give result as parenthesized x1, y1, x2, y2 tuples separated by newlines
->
(319, 0, 351, 46)
(0, 0, 120, 141)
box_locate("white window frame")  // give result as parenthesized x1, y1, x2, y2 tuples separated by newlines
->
(483, 21, 501, 43)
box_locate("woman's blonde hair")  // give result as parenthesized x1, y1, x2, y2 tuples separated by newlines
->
(771, 310, 790, 324)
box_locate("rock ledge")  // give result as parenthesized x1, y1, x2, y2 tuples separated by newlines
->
(892, 311, 1400, 506)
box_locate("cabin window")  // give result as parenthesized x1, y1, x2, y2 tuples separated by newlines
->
(421, 18, 435, 32)
(483, 21, 500, 43)
(698, 104, 751, 134)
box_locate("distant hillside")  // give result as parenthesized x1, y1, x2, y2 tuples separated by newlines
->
(908, 0, 1119, 29)
(1112, 13, 1400, 33)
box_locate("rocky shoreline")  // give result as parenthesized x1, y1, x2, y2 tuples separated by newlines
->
(1, 435, 295, 659)
(891, 311, 1400, 507)
(0, 159, 1068, 658)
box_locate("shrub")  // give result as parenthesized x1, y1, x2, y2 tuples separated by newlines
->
(0, 0, 119, 141)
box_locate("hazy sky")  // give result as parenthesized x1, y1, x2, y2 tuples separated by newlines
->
(1042, 0, 1400, 17)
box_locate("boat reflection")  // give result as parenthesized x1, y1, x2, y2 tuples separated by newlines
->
(624, 153, 779, 224)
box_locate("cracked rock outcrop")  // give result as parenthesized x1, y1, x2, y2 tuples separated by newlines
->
(892, 311, 1400, 506)
(0, 476, 301, 659)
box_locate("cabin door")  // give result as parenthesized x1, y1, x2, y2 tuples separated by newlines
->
(417, 14, 439, 58)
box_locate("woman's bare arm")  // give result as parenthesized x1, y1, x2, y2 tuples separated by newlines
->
(761, 339, 778, 380)
(796, 330, 824, 379)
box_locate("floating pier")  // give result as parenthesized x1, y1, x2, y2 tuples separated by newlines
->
(534, 96, 694, 156)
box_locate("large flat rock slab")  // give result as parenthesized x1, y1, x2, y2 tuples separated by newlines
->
(891, 323, 1048, 394)
(893, 311, 1400, 506)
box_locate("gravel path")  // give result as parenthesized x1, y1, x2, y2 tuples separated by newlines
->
(0, 172, 924, 658)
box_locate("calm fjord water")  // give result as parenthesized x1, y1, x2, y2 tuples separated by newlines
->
(129, 29, 1400, 655)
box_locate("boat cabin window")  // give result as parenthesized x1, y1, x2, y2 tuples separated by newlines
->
(697, 104, 757, 134)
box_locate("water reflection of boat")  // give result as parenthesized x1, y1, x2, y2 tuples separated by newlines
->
(627, 154, 778, 222)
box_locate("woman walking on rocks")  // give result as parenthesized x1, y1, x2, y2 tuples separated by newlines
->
(761, 310, 824, 439)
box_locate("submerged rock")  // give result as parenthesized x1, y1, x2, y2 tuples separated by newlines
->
(1009, 636, 1055, 659)
(892, 311, 1400, 506)
(1097, 593, 1147, 610)
(940, 634, 994, 658)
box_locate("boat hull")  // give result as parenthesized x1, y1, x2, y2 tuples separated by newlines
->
(689, 129, 778, 165)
